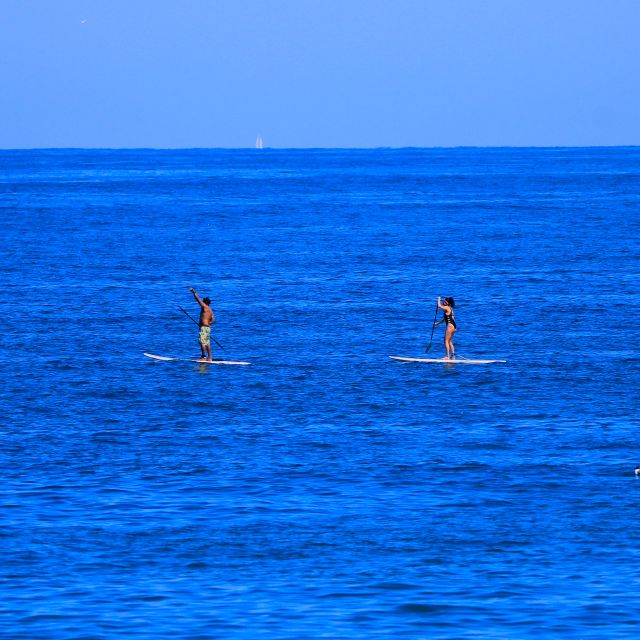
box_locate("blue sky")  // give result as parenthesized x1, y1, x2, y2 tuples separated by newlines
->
(1, 0, 638, 148)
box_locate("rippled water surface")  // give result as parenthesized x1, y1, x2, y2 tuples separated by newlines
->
(1, 148, 639, 638)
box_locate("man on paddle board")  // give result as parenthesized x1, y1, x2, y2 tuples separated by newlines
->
(189, 288, 214, 362)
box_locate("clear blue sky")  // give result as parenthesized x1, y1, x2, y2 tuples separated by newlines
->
(1, 0, 638, 148)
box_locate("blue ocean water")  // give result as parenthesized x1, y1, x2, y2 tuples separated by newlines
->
(1, 147, 639, 639)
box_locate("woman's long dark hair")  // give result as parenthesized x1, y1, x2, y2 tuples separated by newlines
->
(443, 296, 455, 308)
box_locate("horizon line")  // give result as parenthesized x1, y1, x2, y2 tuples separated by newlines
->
(1, 144, 639, 152)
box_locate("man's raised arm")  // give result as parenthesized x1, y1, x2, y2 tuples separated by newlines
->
(189, 287, 205, 308)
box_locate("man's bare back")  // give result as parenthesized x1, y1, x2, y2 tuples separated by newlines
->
(199, 304, 213, 326)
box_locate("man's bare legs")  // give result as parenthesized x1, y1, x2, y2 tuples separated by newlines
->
(199, 343, 213, 362)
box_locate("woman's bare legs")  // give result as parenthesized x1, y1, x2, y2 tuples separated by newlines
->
(444, 326, 456, 359)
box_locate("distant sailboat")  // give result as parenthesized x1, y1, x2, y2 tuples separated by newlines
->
(255, 135, 264, 149)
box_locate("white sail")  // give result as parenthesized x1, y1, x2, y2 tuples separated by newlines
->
(255, 135, 264, 149)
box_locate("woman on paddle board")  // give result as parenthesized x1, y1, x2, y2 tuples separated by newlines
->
(435, 296, 456, 359)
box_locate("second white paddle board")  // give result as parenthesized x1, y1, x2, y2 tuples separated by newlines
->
(389, 356, 506, 364)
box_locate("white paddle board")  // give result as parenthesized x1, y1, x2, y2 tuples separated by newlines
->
(389, 356, 506, 364)
(144, 353, 251, 366)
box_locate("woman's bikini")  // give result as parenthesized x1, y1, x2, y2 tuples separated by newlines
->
(443, 308, 456, 329)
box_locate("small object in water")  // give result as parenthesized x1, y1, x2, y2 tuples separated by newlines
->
(635, 466, 640, 477)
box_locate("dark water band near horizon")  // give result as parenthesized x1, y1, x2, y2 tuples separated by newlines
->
(1, 148, 639, 639)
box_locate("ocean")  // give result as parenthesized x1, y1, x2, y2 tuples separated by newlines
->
(1, 147, 639, 638)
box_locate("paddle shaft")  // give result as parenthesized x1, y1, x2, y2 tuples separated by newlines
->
(425, 300, 440, 353)
(178, 305, 224, 350)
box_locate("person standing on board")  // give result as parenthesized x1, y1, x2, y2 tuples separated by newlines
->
(189, 288, 214, 362)
(434, 296, 457, 360)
